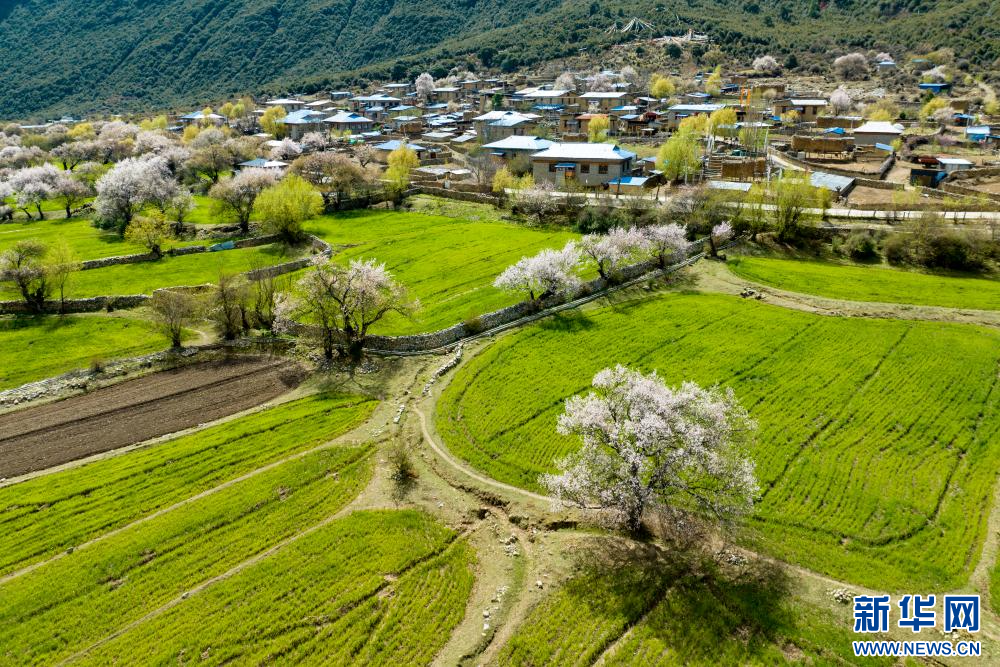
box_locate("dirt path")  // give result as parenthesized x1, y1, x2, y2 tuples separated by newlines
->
(695, 259, 1000, 329)
(0, 357, 305, 478)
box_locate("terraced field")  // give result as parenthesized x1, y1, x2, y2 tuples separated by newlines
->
(437, 292, 1000, 590)
(0, 393, 478, 665)
(306, 209, 579, 335)
(0, 215, 199, 260)
(0, 392, 376, 576)
(71, 511, 474, 666)
(0, 314, 171, 390)
(729, 255, 1000, 310)
(0, 243, 297, 300)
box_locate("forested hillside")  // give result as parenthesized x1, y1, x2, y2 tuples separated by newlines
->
(0, 0, 996, 119)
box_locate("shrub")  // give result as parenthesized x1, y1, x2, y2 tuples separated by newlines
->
(463, 315, 485, 335)
(842, 231, 880, 261)
(882, 234, 910, 265)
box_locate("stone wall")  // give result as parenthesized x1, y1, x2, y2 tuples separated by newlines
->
(360, 248, 698, 353)
(413, 185, 501, 205)
(0, 294, 149, 315)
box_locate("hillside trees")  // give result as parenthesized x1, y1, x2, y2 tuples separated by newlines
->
(415, 72, 435, 101)
(752, 55, 781, 75)
(542, 365, 758, 534)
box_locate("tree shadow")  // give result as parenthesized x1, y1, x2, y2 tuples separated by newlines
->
(538, 309, 595, 332)
(561, 532, 794, 661)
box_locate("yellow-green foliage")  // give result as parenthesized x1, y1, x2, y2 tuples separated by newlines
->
(72, 511, 473, 666)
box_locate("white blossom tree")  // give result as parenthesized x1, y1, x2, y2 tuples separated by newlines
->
(209, 168, 278, 233)
(94, 156, 178, 232)
(415, 72, 435, 102)
(643, 223, 689, 268)
(709, 221, 733, 257)
(829, 86, 852, 115)
(588, 72, 615, 92)
(542, 365, 758, 534)
(833, 53, 869, 80)
(5, 164, 59, 219)
(554, 71, 576, 91)
(579, 227, 650, 280)
(752, 55, 781, 75)
(494, 242, 582, 301)
(288, 258, 417, 358)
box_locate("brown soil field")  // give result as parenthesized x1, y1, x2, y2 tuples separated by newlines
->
(0, 356, 305, 478)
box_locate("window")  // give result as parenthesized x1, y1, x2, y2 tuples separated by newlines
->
(549, 163, 556, 172)
(598, 164, 608, 174)
(580, 163, 590, 174)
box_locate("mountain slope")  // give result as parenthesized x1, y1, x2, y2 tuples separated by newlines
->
(0, 0, 996, 119)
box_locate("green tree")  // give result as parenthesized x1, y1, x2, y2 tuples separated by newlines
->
(254, 174, 323, 242)
(384, 143, 419, 196)
(587, 114, 610, 143)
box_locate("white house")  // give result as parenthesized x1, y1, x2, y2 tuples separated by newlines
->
(852, 121, 904, 146)
(530, 143, 636, 187)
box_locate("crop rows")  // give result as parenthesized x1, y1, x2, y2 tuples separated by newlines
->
(437, 293, 1000, 589)
(499, 555, 889, 667)
(69, 510, 474, 666)
(0, 445, 373, 664)
(728, 255, 1000, 311)
(306, 209, 579, 335)
(0, 392, 377, 575)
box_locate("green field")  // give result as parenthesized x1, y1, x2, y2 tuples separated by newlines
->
(437, 292, 1000, 590)
(0, 391, 478, 665)
(499, 559, 888, 666)
(305, 209, 579, 335)
(0, 243, 297, 300)
(68, 511, 473, 666)
(729, 255, 1000, 310)
(0, 315, 171, 390)
(0, 216, 198, 260)
(0, 392, 376, 576)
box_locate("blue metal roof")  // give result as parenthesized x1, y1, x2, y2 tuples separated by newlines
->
(374, 140, 428, 152)
(874, 143, 895, 152)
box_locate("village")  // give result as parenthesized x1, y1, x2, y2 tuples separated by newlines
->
(6, 25, 1000, 665)
(149, 49, 1000, 214)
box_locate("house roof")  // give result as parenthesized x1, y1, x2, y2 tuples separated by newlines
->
(180, 111, 225, 120)
(668, 103, 725, 113)
(581, 91, 627, 99)
(481, 135, 555, 152)
(524, 89, 572, 99)
(374, 140, 428, 152)
(789, 99, 828, 106)
(938, 157, 973, 166)
(239, 158, 288, 169)
(531, 142, 636, 161)
(708, 180, 752, 192)
(323, 111, 374, 125)
(266, 98, 303, 105)
(854, 121, 904, 135)
(606, 176, 651, 186)
(809, 171, 855, 192)
(351, 94, 400, 103)
(280, 109, 328, 124)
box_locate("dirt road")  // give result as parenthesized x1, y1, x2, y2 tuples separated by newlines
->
(0, 356, 304, 478)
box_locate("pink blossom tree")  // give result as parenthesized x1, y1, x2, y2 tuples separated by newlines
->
(579, 227, 650, 280)
(493, 242, 581, 301)
(288, 258, 416, 358)
(642, 223, 688, 268)
(94, 156, 178, 232)
(542, 365, 758, 534)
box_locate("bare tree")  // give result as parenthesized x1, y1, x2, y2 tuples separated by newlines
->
(149, 290, 199, 348)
